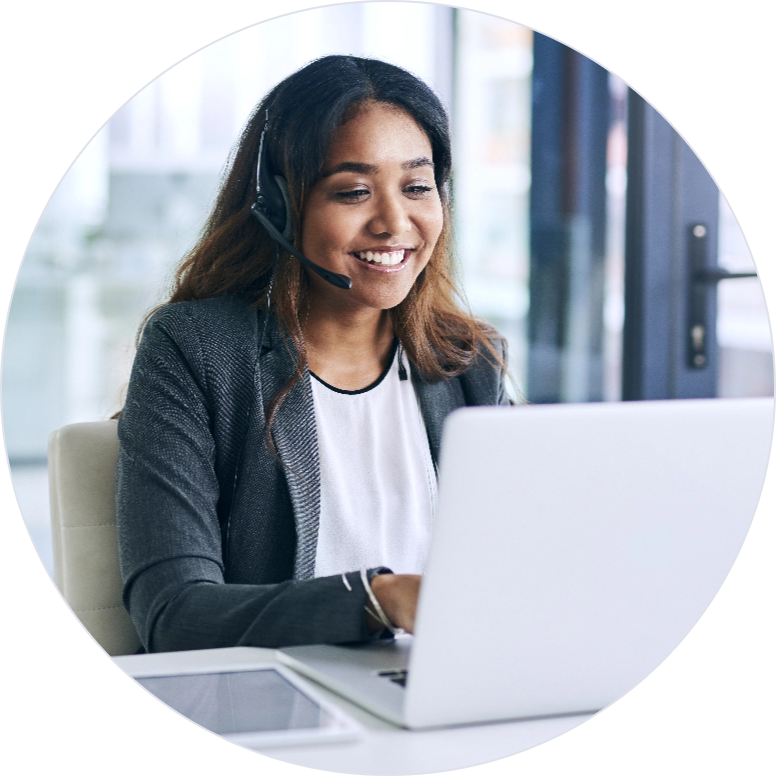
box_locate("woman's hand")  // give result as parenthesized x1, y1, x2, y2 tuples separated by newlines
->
(366, 574, 422, 634)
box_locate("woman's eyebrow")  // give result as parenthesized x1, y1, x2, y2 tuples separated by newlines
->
(320, 161, 378, 178)
(402, 156, 434, 170)
(320, 156, 434, 178)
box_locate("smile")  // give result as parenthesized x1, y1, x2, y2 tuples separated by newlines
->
(354, 249, 408, 266)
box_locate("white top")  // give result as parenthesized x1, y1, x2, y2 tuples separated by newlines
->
(311, 343, 437, 578)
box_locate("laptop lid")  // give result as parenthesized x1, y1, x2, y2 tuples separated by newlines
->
(404, 398, 773, 728)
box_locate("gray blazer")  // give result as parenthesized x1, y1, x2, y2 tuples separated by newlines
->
(116, 294, 509, 652)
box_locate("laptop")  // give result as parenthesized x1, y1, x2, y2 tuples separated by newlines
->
(280, 398, 774, 729)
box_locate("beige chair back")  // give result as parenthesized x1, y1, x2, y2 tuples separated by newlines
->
(48, 421, 141, 656)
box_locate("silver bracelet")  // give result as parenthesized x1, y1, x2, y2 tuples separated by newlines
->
(360, 567, 403, 636)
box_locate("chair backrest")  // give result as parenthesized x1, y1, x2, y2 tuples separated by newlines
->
(48, 421, 141, 656)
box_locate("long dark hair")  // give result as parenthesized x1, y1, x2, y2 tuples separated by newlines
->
(154, 55, 509, 425)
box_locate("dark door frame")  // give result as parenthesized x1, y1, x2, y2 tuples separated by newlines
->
(623, 91, 725, 400)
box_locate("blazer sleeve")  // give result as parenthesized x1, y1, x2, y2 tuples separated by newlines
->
(116, 306, 377, 652)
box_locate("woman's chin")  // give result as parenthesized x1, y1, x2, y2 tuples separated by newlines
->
(344, 287, 412, 312)
(306, 266, 418, 311)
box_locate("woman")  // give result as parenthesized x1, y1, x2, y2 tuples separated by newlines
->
(116, 55, 514, 653)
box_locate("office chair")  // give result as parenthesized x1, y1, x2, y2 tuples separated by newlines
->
(48, 421, 142, 656)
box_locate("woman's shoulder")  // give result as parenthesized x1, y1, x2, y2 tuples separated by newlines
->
(138, 294, 260, 378)
(142, 295, 261, 351)
(145, 294, 257, 335)
(459, 325, 514, 406)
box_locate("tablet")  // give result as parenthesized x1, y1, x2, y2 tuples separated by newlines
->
(131, 663, 362, 749)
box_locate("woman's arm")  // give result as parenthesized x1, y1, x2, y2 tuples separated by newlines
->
(125, 562, 378, 651)
(116, 302, 380, 652)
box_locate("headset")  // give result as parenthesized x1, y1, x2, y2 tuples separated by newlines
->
(250, 111, 352, 290)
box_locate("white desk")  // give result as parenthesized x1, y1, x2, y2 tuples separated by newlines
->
(114, 647, 594, 774)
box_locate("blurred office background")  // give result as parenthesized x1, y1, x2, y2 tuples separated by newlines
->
(3, 3, 772, 577)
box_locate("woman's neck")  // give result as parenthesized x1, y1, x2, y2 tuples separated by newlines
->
(302, 300, 395, 391)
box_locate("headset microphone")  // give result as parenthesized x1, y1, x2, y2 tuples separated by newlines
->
(251, 114, 352, 290)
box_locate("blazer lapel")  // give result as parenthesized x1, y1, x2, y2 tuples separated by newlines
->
(412, 367, 466, 467)
(258, 317, 320, 581)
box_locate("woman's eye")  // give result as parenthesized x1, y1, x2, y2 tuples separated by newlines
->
(335, 189, 369, 201)
(404, 184, 434, 197)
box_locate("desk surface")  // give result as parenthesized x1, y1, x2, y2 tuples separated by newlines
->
(114, 647, 593, 775)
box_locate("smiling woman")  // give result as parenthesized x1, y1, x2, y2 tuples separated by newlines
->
(302, 104, 444, 389)
(116, 55, 515, 653)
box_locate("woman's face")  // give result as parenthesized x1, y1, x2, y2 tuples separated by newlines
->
(300, 102, 444, 312)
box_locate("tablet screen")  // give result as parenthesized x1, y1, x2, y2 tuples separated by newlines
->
(137, 668, 335, 736)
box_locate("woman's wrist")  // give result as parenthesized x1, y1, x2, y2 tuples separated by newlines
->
(362, 569, 401, 635)
(364, 603, 386, 634)
(369, 573, 421, 635)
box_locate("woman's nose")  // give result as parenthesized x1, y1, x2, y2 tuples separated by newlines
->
(367, 192, 412, 237)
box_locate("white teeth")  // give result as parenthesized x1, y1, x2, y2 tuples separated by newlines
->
(356, 250, 404, 265)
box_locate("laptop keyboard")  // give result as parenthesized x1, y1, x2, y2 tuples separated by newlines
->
(378, 670, 408, 688)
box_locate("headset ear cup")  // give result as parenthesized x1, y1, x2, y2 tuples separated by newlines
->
(273, 175, 295, 242)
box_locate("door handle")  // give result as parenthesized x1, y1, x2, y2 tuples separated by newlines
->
(693, 268, 759, 282)
(687, 223, 758, 369)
